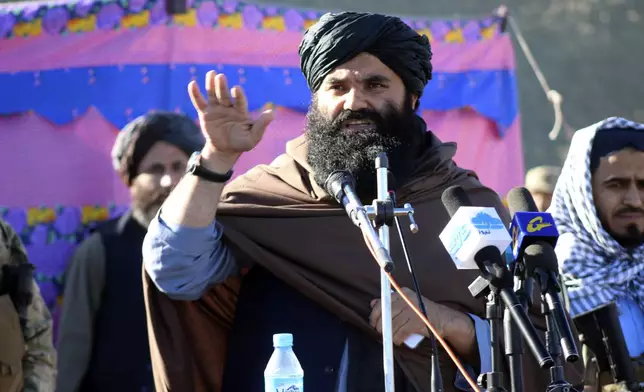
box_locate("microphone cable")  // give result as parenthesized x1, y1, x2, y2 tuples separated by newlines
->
(360, 189, 479, 392)
(389, 190, 444, 392)
(362, 232, 480, 391)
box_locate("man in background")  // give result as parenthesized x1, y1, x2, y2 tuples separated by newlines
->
(550, 117, 644, 391)
(0, 217, 56, 392)
(56, 112, 204, 392)
(525, 165, 561, 211)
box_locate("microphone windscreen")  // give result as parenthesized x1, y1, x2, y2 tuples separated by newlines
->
(507, 187, 539, 215)
(523, 243, 559, 274)
(324, 171, 355, 202)
(441, 186, 472, 217)
(474, 245, 504, 265)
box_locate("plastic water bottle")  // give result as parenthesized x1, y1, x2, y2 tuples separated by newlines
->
(264, 333, 304, 392)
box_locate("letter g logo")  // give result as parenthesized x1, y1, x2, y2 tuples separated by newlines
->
(527, 216, 552, 233)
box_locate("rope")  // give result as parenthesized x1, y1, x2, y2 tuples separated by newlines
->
(504, 11, 572, 141)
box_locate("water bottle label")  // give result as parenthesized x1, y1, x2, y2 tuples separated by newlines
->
(265, 377, 303, 392)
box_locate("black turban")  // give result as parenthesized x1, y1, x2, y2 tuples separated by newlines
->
(299, 11, 432, 97)
(590, 127, 644, 172)
(111, 111, 205, 185)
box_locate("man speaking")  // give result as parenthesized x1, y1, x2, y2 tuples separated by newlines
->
(142, 11, 583, 392)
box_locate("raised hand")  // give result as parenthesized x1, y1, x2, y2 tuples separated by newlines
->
(188, 70, 273, 165)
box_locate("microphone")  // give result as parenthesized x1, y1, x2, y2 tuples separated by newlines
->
(325, 170, 362, 224)
(524, 243, 580, 363)
(506, 187, 579, 363)
(324, 170, 394, 272)
(507, 187, 559, 261)
(505, 187, 538, 308)
(439, 186, 513, 270)
(439, 186, 554, 369)
(503, 187, 540, 392)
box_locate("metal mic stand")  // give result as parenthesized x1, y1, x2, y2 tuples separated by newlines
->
(390, 190, 444, 392)
(469, 277, 507, 392)
(535, 271, 575, 392)
(363, 152, 418, 392)
(468, 251, 553, 392)
(504, 262, 532, 392)
(543, 301, 573, 392)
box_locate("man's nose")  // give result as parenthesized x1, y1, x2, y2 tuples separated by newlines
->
(159, 173, 178, 188)
(623, 183, 643, 207)
(342, 89, 368, 111)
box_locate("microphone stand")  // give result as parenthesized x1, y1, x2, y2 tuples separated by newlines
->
(363, 153, 420, 392)
(504, 261, 532, 392)
(469, 277, 507, 392)
(533, 269, 577, 392)
(390, 190, 443, 392)
(542, 299, 572, 392)
(468, 250, 553, 392)
(325, 155, 424, 392)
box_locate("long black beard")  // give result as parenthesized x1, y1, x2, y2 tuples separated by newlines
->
(306, 95, 422, 201)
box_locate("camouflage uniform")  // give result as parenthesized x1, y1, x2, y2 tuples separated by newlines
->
(0, 218, 56, 392)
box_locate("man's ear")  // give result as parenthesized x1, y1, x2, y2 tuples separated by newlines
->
(411, 94, 419, 111)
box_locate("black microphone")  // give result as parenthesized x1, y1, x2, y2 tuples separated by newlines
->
(325, 171, 362, 222)
(324, 170, 395, 272)
(441, 185, 466, 217)
(506, 187, 539, 215)
(506, 187, 537, 309)
(507, 187, 579, 363)
(507, 187, 558, 261)
(524, 243, 580, 363)
(440, 186, 554, 369)
(503, 187, 541, 392)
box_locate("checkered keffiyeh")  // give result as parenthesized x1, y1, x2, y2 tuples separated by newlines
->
(549, 117, 644, 316)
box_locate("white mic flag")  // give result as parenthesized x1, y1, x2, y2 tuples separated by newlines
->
(439, 207, 512, 269)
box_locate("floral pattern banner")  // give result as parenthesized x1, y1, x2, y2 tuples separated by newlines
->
(0, 0, 503, 42)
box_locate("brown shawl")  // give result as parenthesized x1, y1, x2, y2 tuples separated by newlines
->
(143, 133, 584, 391)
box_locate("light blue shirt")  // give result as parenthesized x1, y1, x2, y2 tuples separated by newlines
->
(143, 212, 492, 391)
(615, 298, 644, 358)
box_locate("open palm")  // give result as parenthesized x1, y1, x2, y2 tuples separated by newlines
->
(188, 71, 273, 155)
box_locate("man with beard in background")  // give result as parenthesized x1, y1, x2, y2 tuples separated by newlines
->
(56, 112, 204, 392)
(550, 117, 644, 391)
(142, 11, 583, 392)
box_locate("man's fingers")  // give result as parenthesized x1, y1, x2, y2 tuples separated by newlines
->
(390, 291, 404, 304)
(393, 329, 410, 346)
(380, 304, 406, 332)
(370, 300, 381, 329)
(215, 74, 233, 107)
(371, 300, 407, 333)
(251, 109, 274, 136)
(393, 314, 412, 339)
(205, 71, 218, 105)
(231, 86, 248, 114)
(394, 287, 423, 308)
(393, 310, 424, 346)
(188, 81, 208, 112)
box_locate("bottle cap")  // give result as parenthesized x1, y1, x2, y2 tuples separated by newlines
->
(273, 333, 293, 348)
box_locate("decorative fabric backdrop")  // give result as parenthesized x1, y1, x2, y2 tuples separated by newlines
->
(0, 0, 524, 336)
(0, 0, 518, 133)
